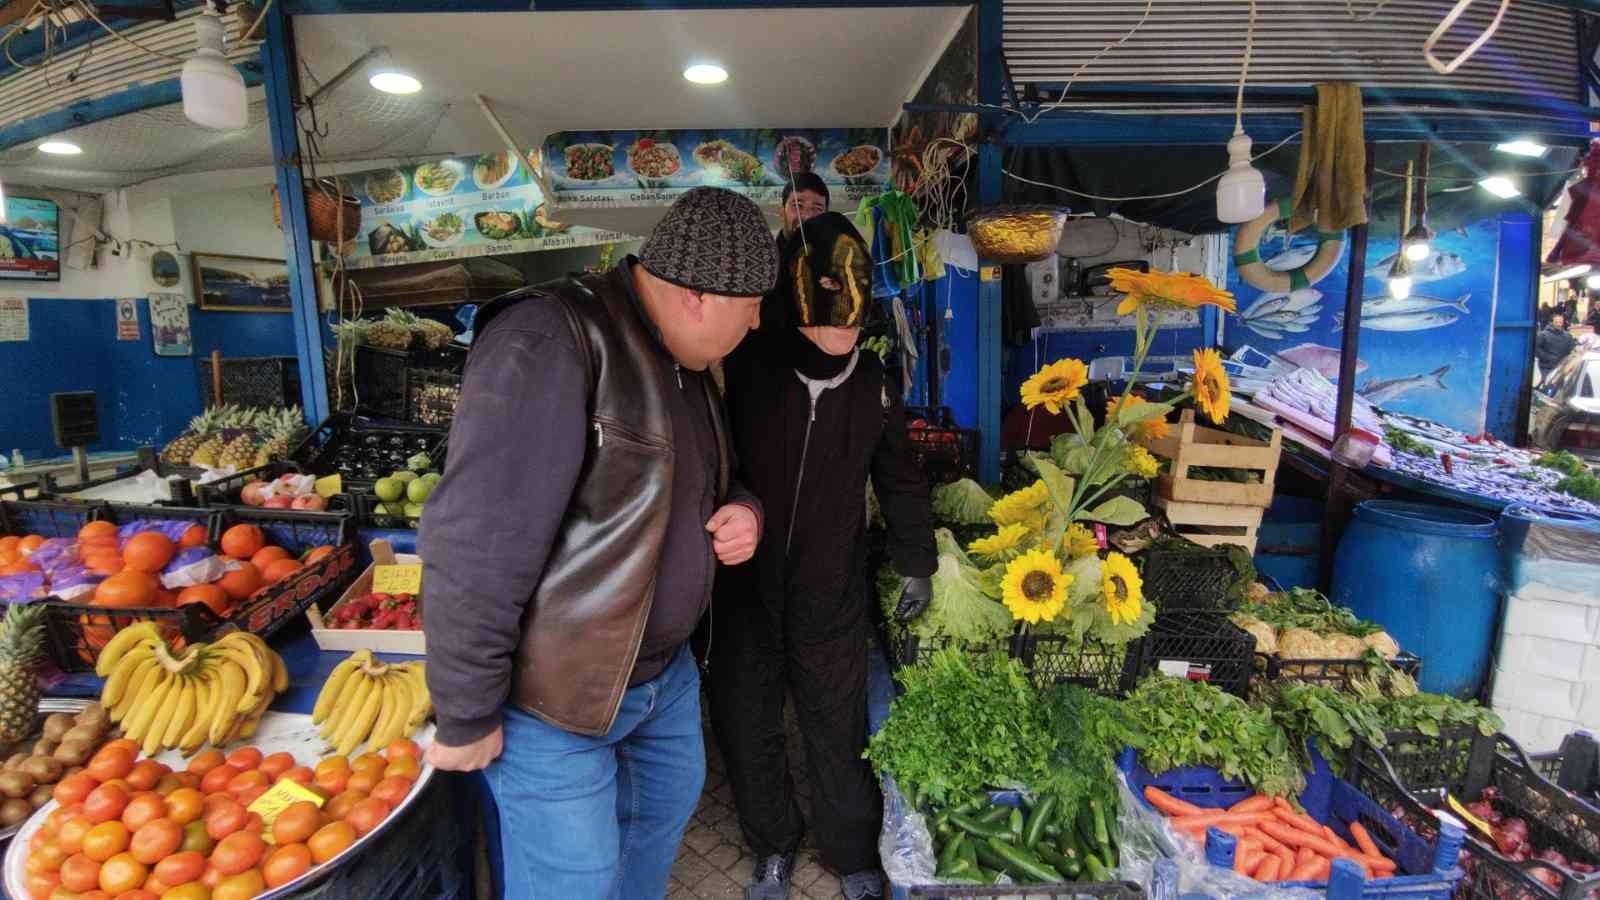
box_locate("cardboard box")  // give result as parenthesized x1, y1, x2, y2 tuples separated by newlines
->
(306, 539, 426, 655)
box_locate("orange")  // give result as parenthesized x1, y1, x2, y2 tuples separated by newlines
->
(209, 831, 265, 876)
(306, 821, 355, 865)
(92, 571, 159, 608)
(128, 818, 182, 865)
(343, 797, 390, 836)
(0, 560, 39, 575)
(350, 754, 386, 779)
(163, 883, 212, 900)
(322, 790, 365, 821)
(78, 521, 117, 542)
(59, 853, 101, 892)
(199, 765, 241, 796)
(86, 748, 135, 784)
(259, 558, 302, 585)
(83, 784, 130, 826)
(121, 533, 175, 574)
(186, 751, 226, 778)
(118, 793, 168, 831)
(213, 869, 265, 900)
(248, 546, 289, 569)
(57, 816, 93, 856)
(178, 524, 209, 548)
(218, 525, 264, 561)
(261, 841, 311, 888)
(224, 770, 268, 801)
(176, 584, 229, 617)
(81, 821, 130, 862)
(97, 852, 147, 895)
(303, 545, 336, 565)
(269, 802, 321, 846)
(0, 535, 20, 558)
(345, 770, 379, 795)
(223, 747, 262, 772)
(152, 850, 207, 887)
(18, 534, 46, 557)
(166, 788, 205, 826)
(281, 766, 314, 787)
(384, 738, 421, 761)
(370, 775, 412, 807)
(214, 564, 261, 603)
(202, 799, 247, 841)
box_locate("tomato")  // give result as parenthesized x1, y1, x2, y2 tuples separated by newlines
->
(209, 830, 266, 876)
(24, 870, 61, 900)
(97, 852, 148, 895)
(45, 804, 83, 835)
(151, 848, 208, 887)
(225, 769, 269, 799)
(29, 840, 68, 874)
(83, 784, 130, 825)
(199, 765, 242, 796)
(343, 797, 391, 837)
(154, 774, 186, 796)
(86, 748, 135, 784)
(180, 820, 215, 856)
(213, 868, 266, 900)
(129, 818, 182, 865)
(174, 771, 203, 791)
(113, 890, 160, 900)
(163, 884, 213, 900)
(143, 872, 175, 894)
(223, 748, 262, 773)
(54, 774, 99, 808)
(57, 816, 93, 855)
(201, 865, 225, 888)
(311, 762, 348, 797)
(165, 788, 205, 826)
(384, 738, 421, 760)
(369, 776, 413, 808)
(307, 820, 355, 865)
(124, 760, 168, 793)
(322, 790, 366, 821)
(281, 766, 314, 787)
(257, 752, 295, 782)
(119, 793, 168, 831)
(345, 770, 379, 795)
(203, 798, 248, 841)
(261, 841, 311, 888)
(81, 821, 130, 862)
(186, 751, 226, 778)
(59, 853, 101, 891)
(261, 801, 316, 846)
(383, 756, 421, 782)
(349, 753, 386, 779)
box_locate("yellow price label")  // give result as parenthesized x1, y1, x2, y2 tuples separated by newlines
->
(1445, 794, 1495, 839)
(249, 778, 327, 843)
(372, 563, 423, 594)
(314, 473, 342, 498)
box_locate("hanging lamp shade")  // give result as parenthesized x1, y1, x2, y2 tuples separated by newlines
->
(1547, 141, 1600, 269)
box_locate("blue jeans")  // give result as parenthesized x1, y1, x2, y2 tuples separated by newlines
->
(487, 644, 705, 900)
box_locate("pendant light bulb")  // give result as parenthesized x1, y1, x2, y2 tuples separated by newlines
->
(181, 4, 247, 131)
(1216, 131, 1266, 224)
(1387, 253, 1414, 299)
(1403, 223, 1434, 262)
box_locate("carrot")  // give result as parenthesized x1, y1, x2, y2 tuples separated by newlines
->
(1248, 827, 1288, 855)
(1348, 822, 1382, 859)
(1289, 857, 1324, 881)
(1296, 847, 1317, 866)
(1239, 838, 1264, 855)
(1256, 855, 1282, 882)
(1145, 786, 1203, 817)
(1363, 854, 1397, 873)
(1273, 806, 1326, 836)
(1235, 848, 1263, 875)
(1229, 795, 1275, 814)
(1309, 858, 1331, 881)
(1323, 825, 1356, 853)
(1275, 846, 1296, 876)
(1259, 821, 1345, 859)
(1273, 796, 1293, 812)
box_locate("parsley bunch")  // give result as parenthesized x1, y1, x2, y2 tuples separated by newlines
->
(1123, 674, 1302, 798)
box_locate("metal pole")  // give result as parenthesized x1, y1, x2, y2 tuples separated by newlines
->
(976, 0, 1004, 483)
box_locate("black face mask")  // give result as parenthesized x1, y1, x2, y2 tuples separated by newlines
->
(784, 212, 872, 329)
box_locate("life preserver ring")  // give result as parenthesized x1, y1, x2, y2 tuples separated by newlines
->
(1233, 197, 1345, 293)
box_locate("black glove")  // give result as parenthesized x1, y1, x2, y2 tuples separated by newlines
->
(894, 576, 933, 622)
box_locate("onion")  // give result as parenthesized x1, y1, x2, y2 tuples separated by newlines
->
(1535, 848, 1570, 869)
(1501, 818, 1530, 840)
(1529, 865, 1564, 890)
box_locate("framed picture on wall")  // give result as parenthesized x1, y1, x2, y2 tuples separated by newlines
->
(192, 253, 291, 312)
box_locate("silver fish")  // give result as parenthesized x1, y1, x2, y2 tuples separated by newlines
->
(1368, 250, 1467, 284)
(1356, 309, 1462, 331)
(1265, 243, 1317, 272)
(1360, 365, 1450, 405)
(1242, 289, 1322, 320)
(1359, 293, 1470, 318)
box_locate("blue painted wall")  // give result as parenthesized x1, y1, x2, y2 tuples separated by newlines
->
(1486, 214, 1538, 442)
(911, 267, 981, 428)
(1003, 325, 1207, 408)
(0, 297, 295, 460)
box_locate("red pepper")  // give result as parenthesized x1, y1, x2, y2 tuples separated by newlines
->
(1442, 453, 1454, 474)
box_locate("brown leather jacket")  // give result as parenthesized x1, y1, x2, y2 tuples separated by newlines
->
(489, 269, 730, 736)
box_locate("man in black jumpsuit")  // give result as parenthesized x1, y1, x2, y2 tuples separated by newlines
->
(710, 213, 937, 900)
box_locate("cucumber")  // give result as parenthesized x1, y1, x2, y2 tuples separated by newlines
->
(973, 838, 1013, 874)
(1036, 844, 1081, 879)
(1008, 808, 1024, 841)
(1023, 795, 1058, 849)
(1083, 851, 1114, 882)
(975, 805, 1012, 826)
(1090, 798, 1110, 851)
(984, 837, 1066, 884)
(955, 792, 987, 814)
(938, 832, 966, 872)
(959, 839, 979, 871)
(975, 866, 1001, 885)
(1077, 803, 1098, 849)
(949, 811, 1013, 840)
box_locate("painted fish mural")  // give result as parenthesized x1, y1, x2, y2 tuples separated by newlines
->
(1334, 294, 1469, 332)
(1239, 289, 1324, 339)
(1360, 365, 1451, 405)
(1265, 243, 1318, 272)
(1366, 250, 1467, 284)
(1275, 342, 1369, 378)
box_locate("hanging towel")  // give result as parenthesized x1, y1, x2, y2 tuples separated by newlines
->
(1290, 83, 1367, 234)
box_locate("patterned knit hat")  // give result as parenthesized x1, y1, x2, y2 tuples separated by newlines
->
(640, 187, 778, 298)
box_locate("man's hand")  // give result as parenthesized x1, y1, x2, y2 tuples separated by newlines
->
(894, 576, 932, 622)
(425, 725, 504, 772)
(706, 503, 759, 565)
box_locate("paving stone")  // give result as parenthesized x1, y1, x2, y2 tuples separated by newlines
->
(792, 858, 825, 888)
(705, 842, 744, 872)
(673, 851, 716, 888)
(692, 869, 746, 900)
(683, 825, 723, 855)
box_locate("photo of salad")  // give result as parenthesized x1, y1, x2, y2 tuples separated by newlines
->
(831, 145, 883, 178)
(414, 161, 464, 196)
(773, 135, 816, 180)
(419, 211, 465, 247)
(627, 138, 683, 181)
(694, 140, 767, 186)
(473, 151, 518, 190)
(474, 210, 522, 240)
(564, 144, 615, 181)
(365, 170, 407, 204)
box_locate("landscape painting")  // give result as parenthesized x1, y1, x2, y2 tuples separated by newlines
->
(193, 253, 291, 312)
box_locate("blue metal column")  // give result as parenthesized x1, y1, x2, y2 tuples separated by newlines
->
(1486, 213, 1539, 443)
(261, 5, 330, 424)
(976, 0, 1004, 483)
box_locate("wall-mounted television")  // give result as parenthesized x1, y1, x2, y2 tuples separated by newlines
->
(0, 196, 61, 282)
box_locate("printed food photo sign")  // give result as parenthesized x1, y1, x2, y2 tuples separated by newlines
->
(1225, 218, 1499, 434)
(543, 128, 890, 210)
(340, 150, 632, 271)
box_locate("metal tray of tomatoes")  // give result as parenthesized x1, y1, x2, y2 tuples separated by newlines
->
(2, 711, 437, 899)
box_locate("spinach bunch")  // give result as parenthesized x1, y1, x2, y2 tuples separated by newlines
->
(1377, 692, 1503, 738)
(1123, 674, 1302, 798)
(1268, 682, 1389, 774)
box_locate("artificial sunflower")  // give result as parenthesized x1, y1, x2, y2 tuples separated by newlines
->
(969, 524, 1031, 560)
(1063, 522, 1100, 558)
(1019, 358, 1088, 415)
(1113, 269, 1238, 316)
(1191, 348, 1232, 425)
(988, 480, 1049, 532)
(1100, 552, 1144, 626)
(1106, 395, 1171, 442)
(1001, 547, 1071, 625)
(1126, 445, 1160, 480)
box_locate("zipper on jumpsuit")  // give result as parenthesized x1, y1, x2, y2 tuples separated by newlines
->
(786, 396, 818, 555)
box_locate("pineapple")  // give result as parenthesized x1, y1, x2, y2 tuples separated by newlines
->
(190, 404, 239, 468)
(0, 604, 46, 747)
(161, 407, 223, 466)
(364, 314, 412, 351)
(219, 407, 262, 470)
(387, 307, 454, 350)
(253, 406, 307, 467)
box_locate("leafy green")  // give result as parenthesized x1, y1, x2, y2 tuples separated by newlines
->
(1235, 587, 1384, 638)
(1266, 682, 1389, 773)
(1535, 450, 1589, 477)
(895, 529, 1014, 644)
(1081, 495, 1149, 526)
(866, 650, 1056, 806)
(1123, 674, 1302, 798)
(1375, 692, 1502, 738)
(1556, 470, 1600, 503)
(930, 479, 997, 525)
(1040, 684, 1139, 808)
(1384, 427, 1436, 458)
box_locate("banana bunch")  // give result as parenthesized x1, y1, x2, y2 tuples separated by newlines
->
(97, 623, 288, 757)
(312, 651, 431, 756)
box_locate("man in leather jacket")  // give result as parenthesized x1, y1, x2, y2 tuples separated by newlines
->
(420, 187, 775, 899)
(710, 213, 937, 900)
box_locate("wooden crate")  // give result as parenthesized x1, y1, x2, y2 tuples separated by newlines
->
(1139, 409, 1282, 508)
(1155, 494, 1264, 554)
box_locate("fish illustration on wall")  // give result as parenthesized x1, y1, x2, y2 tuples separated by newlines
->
(1360, 365, 1451, 405)
(1334, 294, 1470, 332)
(1264, 243, 1318, 272)
(1238, 288, 1323, 339)
(1365, 250, 1467, 285)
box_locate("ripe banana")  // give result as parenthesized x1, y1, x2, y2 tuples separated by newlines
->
(313, 650, 370, 725)
(209, 660, 248, 746)
(102, 642, 156, 709)
(401, 662, 432, 736)
(125, 671, 175, 747)
(330, 675, 377, 751)
(367, 673, 413, 752)
(109, 655, 161, 723)
(335, 674, 386, 757)
(159, 677, 196, 752)
(95, 622, 162, 677)
(180, 675, 214, 755)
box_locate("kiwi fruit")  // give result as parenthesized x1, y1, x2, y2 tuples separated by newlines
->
(0, 771, 35, 800)
(27, 784, 51, 810)
(60, 724, 100, 746)
(20, 756, 62, 784)
(51, 740, 91, 768)
(2, 753, 27, 772)
(41, 714, 73, 742)
(76, 703, 109, 728)
(0, 797, 31, 826)
(30, 739, 55, 758)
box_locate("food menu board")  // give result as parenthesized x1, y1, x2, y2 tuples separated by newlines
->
(339, 150, 631, 271)
(544, 128, 890, 210)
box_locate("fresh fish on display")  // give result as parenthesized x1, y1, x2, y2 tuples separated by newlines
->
(1367, 250, 1467, 284)
(1265, 243, 1318, 272)
(1360, 366, 1450, 405)
(1274, 343, 1369, 378)
(1379, 412, 1600, 514)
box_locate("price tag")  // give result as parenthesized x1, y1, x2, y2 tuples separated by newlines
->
(372, 564, 423, 594)
(249, 778, 326, 844)
(314, 473, 342, 498)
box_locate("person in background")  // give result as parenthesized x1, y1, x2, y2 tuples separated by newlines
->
(420, 187, 775, 899)
(780, 172, 831, 238)
(710, 212, 937, 900)
(1537, 310, 1578, 384)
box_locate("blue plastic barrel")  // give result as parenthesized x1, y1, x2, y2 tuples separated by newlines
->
(1331, 501, 1501, 698)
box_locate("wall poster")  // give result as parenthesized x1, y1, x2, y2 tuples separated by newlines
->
(148, 293, 192, 357)
(115, 298, 140, 341)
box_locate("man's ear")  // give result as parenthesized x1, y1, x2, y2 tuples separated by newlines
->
(683, 289, 707, 322)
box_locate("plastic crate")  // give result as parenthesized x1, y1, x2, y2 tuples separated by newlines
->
(196, 355, 301, 410)
(292, 775, 468, 900)
(907, 884, 1146, 899)
(407, 367, 461, 426)
(887, 633, 1013, 672)
(192, 460, 357, 517)
(1139, 545, 1239, 613)
(290, 413, 447, 492)
(352, 490, 422, 531)
(1132, 611, 1256, 698)
(906, 407, 979, 486)
(0, 492, 100, 539)
(41, 507, 358, 673)
(1258, 652, 1423, 691)
(353, 345, 411, 421)
(1015, 633, 1138, 696)
(1530, 731, 1600, 806)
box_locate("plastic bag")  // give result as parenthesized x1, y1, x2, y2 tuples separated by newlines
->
(0, 573, 46, 604)
(877, 773, 938, 887)
(161, 547, 231, 589)
(50, 564, 101, 602)
(117, 519, 196, 548)
(29, 538, 80, 576)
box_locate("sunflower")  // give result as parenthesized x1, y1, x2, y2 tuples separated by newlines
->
(1001, 547, 1071, 624)
(1100, 552, 1143, 626)
(1191, 348, 1232, 425)
(969, 524, 1031, 560)
(1020, 358, 1088, 414)
(1106, 395, 1171, 442)
(1113, 269, 1238, 316)
(1062, 522, 1100, 558)
(989, 480, 1049, 532)
(1126, 445, 1160, 480)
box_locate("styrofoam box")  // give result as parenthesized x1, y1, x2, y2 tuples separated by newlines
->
(1497, 632, 1600, 683)
(1491, 665, 1599, 722)
(1501, 590, 1600, 643)
(1492, 704, 1581, 755)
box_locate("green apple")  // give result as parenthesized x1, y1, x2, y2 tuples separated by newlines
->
(422, 472, 442, 486)
(374, 477, 404, 503)
(406, 478, 433, 503)
(403, 502, 425, 518)
(382, 502, 408, 516)
(392, 470, 418, 484)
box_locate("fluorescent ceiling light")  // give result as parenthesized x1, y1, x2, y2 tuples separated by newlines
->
(1587, 273, 1600, 289)
(1494, 140, 1548, 158)
(1479, 176, 1520, 199)
(683, 64, 728, 85)
(1543, 264, 1592, 282)
(37, 140, 82, 155)
(369, 71, 421, 94)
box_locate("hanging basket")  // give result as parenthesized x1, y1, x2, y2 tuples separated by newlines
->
(967, 204, 1068, 264)
(273, 179, 361, 243)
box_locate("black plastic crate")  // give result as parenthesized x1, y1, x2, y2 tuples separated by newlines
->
(352, 344, 412, 422)
(352, 490, 424, 531)
(197, 355, 301, 410)
(1373, 726, 1495, 802)
(0, 491, 101, 539)
(1132, 611, 1256, 697)
(290, 413, 447, 492)
(1531, 732, 1600, 806)
(407, 367, 462, 426)
(907, 882, 1146, 899)
(193, 460, 357, 517)
(906, 407, 979, 486)
(1014, 633, 1138, 696)
(1139, 544, 1238, 612)
(887, 632, 1014, 671)
(1258, 651, 1423, 691)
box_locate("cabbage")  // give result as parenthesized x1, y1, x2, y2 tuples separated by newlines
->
(902, 528, 1014, 644)
(1231, 613, 1278, 654)
(929, 479, 995, 525)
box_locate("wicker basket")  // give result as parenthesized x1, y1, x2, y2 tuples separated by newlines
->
(273, 179, 361, 243)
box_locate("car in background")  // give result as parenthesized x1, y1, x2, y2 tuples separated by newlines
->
(1531, 349, 1600, 461)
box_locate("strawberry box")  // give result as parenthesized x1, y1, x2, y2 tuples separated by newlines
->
(307, 539, 426, 655)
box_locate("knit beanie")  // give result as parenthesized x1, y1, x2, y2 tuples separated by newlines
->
(640, 187, 779, 298)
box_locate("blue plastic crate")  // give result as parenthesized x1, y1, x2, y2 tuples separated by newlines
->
(1117, 748, 1465, 899)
